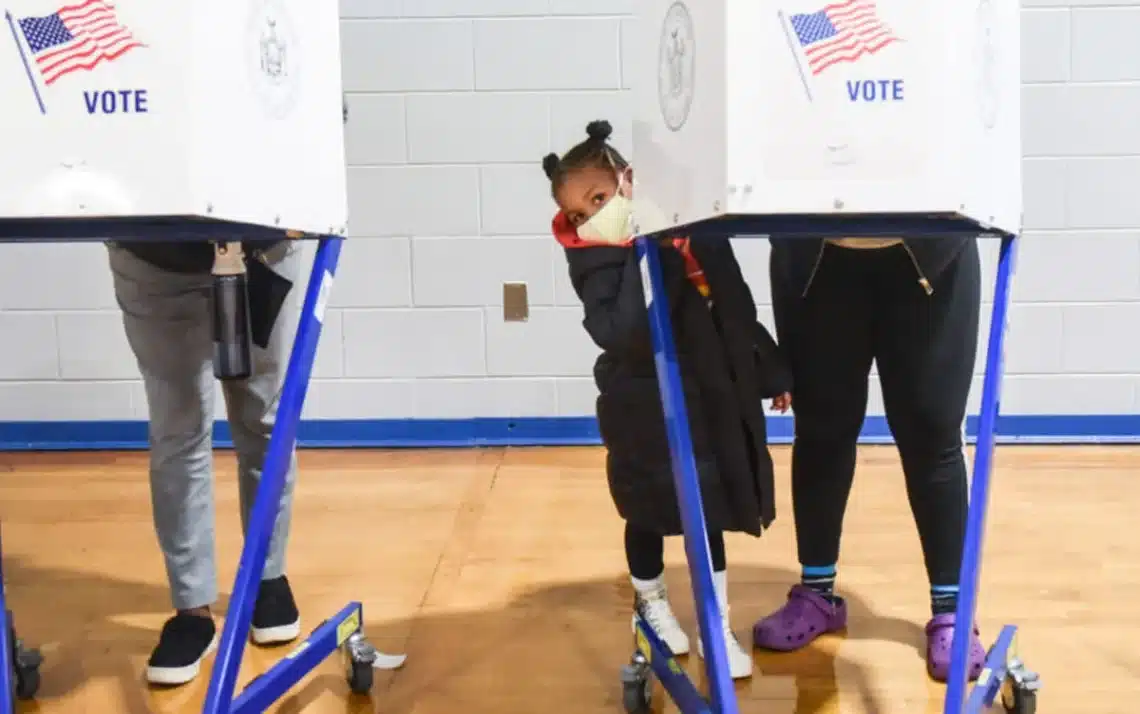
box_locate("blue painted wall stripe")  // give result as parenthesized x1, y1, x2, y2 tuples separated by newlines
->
(0, 414, 1138, 451)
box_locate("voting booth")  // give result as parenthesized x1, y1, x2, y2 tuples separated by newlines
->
(619, 3, 1039, 714)
(0, 0, 346, 236)
(0, 2, 400, 713)
(630, 0, 1019, 237)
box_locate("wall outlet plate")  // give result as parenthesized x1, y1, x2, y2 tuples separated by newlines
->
(503, 282, 529, 322)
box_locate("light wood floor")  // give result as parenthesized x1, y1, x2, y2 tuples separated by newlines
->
(0, 445, 1130, 713)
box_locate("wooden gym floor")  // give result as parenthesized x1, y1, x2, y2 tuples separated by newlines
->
(0, 444, 1130, 713)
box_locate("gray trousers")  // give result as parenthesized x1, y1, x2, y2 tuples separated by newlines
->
(108, 242, 301, 610)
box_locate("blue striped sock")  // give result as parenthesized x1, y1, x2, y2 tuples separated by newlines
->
(801, 565, 837, 599)
(931, 584, 959, 615)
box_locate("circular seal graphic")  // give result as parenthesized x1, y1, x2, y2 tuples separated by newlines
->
(247, 0, 301, 120)
(657, 1, 696, 132)
(974, 0, 999, 129)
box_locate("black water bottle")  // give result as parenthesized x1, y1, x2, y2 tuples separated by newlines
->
(211, 242, 253, 380)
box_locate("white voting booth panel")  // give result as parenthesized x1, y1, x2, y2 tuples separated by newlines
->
(0, 0, 346, 235)
(632, 0, 1021, 236)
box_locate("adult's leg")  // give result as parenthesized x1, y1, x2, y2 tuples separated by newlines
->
(871, 240, 984, 681)
(108, 244, 218, 685)
(220, 241, 303, 645)
(754, 246, 875, 652)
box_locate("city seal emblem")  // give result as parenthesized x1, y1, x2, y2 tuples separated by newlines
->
(657, 1, 696, 132)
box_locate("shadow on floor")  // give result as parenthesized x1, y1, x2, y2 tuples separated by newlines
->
(4, 558, 938, 714)
(4, 554, 230, 713)
(277, 563, 933, 714)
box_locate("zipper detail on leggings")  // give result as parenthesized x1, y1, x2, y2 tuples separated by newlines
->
(801, 243, 828, 297)
(902, 241, 934, 295)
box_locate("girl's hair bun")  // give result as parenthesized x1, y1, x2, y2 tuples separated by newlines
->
(541, 153, 560, 179)
(585, 120, 613, 142)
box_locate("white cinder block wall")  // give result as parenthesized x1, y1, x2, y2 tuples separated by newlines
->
(0, 0, 1138, 440)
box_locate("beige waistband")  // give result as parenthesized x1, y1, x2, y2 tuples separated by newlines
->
(826, 237, 904, 249)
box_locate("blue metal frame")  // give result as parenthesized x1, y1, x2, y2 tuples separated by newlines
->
(634, 221, 1027, 714)
(229, 601, 363, 714)
(633, 614, 713, 714)
(636, 238, 738, 714)
(201, 236, 358, 713)
(944, 234, 1018, 714)
(966, 625, 1018, 711)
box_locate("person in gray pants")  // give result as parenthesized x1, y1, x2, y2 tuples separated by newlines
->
(107, 239, 303, 686)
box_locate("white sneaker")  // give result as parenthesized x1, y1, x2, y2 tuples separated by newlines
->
(697, 609, 753, 680)
(631, 581, 691, 656)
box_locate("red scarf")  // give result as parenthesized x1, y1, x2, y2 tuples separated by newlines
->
(669, 237, 710, 298)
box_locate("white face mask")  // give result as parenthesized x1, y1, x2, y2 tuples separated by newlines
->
(577, 176, 633, 243)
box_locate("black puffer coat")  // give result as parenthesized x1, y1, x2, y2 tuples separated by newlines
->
(554, 214, 790, 537)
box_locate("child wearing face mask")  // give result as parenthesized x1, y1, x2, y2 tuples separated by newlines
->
(542, 120, 792, 679)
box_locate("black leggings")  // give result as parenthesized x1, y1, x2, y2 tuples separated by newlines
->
(771, 241, 980, 587)
(625, 522, 727, 580)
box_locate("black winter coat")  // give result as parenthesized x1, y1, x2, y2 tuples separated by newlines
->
(557, 220, 790, 538)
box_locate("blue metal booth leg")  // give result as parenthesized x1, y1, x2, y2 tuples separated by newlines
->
(944, 235, 1040, 714)
(202, 237, 394, 714)
(617, 238, 736, 714)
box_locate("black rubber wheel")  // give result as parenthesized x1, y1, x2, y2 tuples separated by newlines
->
(621, 677, 651, 714)
(347, 659, 373, 695)
(14, 664, 40, 700)
(9, 618, 42, 701)
(1003, 685, 1037, 714)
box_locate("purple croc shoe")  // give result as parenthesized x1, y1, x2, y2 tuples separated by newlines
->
(925, 613, 986, 682)
(752, 585, 847, 652)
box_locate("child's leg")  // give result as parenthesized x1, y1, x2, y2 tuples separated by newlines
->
(625, 522, 666, 582)
(708, 528, 727, 572)
(625, 523, 690, 655)
(698, 529, 753, 679)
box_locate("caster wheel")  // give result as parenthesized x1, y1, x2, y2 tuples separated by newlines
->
(621, 677, 651, 714)
(14, 664, 40, 700)
(9, 626, 42, 701)
(620, 657, 651, 714)
(1002, 685, 1036, 714)
(347, 659, 373, 695)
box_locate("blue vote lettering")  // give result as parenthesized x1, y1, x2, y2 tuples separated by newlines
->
(845, 79, 904, 102)
(83, 89, 148, 114)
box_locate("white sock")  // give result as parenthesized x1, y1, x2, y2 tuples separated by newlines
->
(631, 574, 664, 594)
(712, 570, 728, 610)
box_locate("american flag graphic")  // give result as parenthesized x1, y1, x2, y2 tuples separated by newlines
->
(789, 0, 899, 76)
(17, 0, 142, 86)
